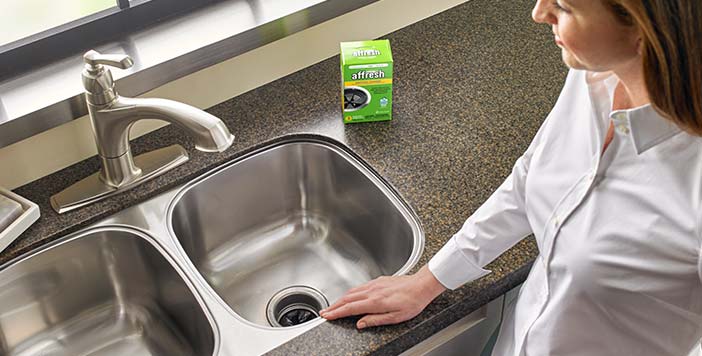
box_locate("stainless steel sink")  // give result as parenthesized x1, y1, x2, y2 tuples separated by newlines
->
(0, 227, 215, 356)
(169, 139, 423, 327)
(2, 135, 423, 355)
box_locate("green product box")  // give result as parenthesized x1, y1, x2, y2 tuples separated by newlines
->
(340, 40, 393, 123)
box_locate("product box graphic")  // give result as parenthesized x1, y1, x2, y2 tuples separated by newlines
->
(340, 40, 393, 123)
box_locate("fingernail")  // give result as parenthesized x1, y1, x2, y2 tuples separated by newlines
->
(358, 322, 367, 329)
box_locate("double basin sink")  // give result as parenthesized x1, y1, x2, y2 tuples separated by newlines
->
(0, 135, 424, 355)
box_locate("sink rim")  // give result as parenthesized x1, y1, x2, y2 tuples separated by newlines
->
(165, 134, 425, 330)
(2, 134, 425, 355)
(0, 224, 222, 356)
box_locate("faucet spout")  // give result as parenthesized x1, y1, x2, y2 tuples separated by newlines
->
(51, 49, 236, 213)
(93, 96, 234, 160)
(122, 97, 233, 153)
(88, 96, 234, 188)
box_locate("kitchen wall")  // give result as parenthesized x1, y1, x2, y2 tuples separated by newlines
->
(0, 0, 470, 190)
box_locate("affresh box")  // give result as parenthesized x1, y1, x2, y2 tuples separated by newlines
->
(340, 40, 393, 123)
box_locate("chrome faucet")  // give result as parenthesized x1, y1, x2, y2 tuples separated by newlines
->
(51, 50, 234, 214)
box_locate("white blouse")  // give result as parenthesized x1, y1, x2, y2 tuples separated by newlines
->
(428, 69, 702, 356)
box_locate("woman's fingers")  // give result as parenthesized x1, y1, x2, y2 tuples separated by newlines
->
(320, 266, 446, 328)
(321, 277, 390, 315)
(357, 311, 405, 329)
(320, 300, 370, 320)
(321, 297, 387, 320)
(321, 290, 369, 315)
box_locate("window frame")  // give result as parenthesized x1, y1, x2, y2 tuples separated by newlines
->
(0, 0, 223, 81)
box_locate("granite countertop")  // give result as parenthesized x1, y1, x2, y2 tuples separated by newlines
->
(3, 0, 568, 354)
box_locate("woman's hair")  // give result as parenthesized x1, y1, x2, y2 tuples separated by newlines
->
(606, 0, 702, 136)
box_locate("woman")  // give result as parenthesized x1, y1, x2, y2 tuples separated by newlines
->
(320, 0, 702, 355)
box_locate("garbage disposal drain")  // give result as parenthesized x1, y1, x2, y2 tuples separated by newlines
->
(266, 286, 329, 327)
(344, 87, 371, 111)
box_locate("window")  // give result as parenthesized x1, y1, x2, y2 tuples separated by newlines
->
(2, 0, 116, 47)
(0, 0, 223, 80)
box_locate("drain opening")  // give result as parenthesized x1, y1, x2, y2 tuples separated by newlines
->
(267, 286, 329, 327)
(344, 87, 371, 112)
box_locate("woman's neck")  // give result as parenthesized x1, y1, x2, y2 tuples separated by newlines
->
(612, 57, 650, 110)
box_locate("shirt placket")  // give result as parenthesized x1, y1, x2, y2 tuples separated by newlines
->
(517, 113, 623, 356)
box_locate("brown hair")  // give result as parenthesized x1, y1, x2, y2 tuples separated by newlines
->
(606, 0, 702, 136)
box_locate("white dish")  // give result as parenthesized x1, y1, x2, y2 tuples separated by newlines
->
(0, 187, 40, 254)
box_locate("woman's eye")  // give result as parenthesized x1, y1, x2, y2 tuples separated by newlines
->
(552, 0, 570, 12)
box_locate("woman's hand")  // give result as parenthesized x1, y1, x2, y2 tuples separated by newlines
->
(319, 265, 447, 329)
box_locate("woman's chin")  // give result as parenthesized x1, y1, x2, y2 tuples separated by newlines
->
(560, 50, 587, 70)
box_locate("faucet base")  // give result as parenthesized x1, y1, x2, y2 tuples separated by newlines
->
(51, 145, 189, 214)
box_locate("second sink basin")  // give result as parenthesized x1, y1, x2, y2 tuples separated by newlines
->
(0, 227, 215, 356)
(169, 138, 423, 327)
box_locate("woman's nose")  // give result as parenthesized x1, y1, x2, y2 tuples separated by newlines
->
(532, 0, 557, 24)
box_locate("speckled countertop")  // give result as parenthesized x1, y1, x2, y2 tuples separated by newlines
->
(3, 0, 567, 354)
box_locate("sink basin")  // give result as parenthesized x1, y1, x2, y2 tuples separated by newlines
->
(169, 139, 423, 327)
(0, 135, 423, 355)
(0, 228, 215, 356)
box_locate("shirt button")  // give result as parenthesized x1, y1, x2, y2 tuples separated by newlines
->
(616, 124, 630, 134)
(554, 217, 560, 227)
(613, 112, 627, 121)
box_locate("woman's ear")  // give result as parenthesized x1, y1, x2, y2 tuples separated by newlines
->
(636, 37, 643, 56)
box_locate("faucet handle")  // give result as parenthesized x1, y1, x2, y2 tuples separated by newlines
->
(83, 50, 134, 71)
(82, 50, 134, 105)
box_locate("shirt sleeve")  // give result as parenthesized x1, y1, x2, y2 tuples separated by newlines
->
(428, 89, 559, 290)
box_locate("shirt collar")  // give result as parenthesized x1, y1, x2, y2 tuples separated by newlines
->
(610, 105, 681, 155)
(586, 71, 682, 155)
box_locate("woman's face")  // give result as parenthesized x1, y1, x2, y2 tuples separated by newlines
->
(532, 0, 641, 72)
